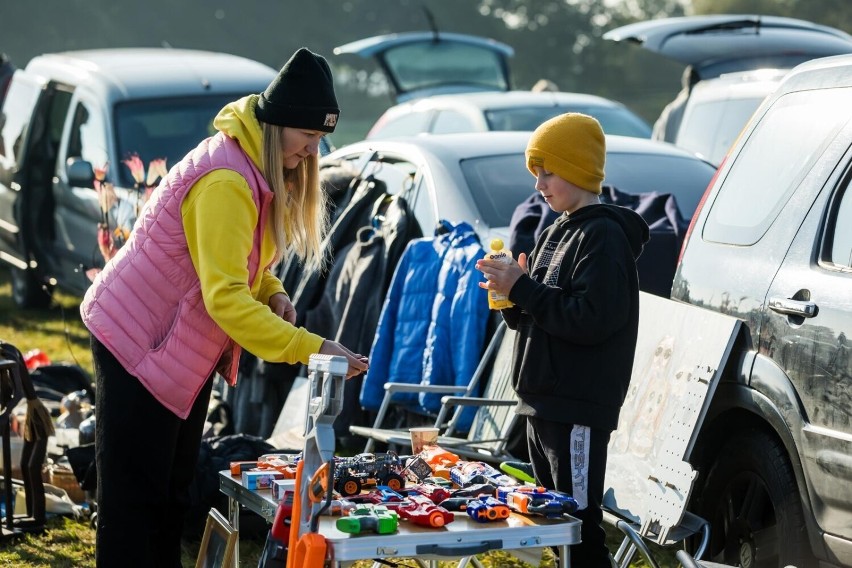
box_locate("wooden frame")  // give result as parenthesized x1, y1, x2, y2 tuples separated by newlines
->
(195, 508, 237, 568)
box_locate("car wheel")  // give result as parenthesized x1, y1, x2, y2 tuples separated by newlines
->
(336, 475, 361, 497)
(10, 267, 52, 309)
(699, 429, 811, 568)
(381, 473, 404, 492)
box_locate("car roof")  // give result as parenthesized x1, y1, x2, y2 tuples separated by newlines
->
(403, 90, 627, 111)
(688, 68, 790, 102)
(24, 48, 275, 100)
(603, 14, 852, 78)
(340, 130, 706, 162)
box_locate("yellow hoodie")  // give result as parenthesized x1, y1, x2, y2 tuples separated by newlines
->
(180, 95, 324, 365)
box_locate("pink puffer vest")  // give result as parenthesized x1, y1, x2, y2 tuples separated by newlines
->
(81, 132, 273, 419)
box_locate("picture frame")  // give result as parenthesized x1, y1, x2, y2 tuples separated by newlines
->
(195, 508, 238, 568)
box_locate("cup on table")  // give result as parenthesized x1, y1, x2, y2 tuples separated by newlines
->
(409, 426, 439, 454)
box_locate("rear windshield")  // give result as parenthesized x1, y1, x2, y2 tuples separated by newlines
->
(114, 95, 238, 187)
(486, 107, 652, 138)
(460, 153, 535, 227)
(384, 43, 508, 93)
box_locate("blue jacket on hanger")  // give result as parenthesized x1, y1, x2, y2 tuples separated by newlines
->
(360, 221, 490, 432)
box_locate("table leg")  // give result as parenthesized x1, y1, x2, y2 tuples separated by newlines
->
(229, 496, 240, 567)
(559, 544, 570, 568)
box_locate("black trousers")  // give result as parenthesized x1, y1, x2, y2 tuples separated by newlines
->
(92, 336, 214, 568)
(527, 416, 612, 568)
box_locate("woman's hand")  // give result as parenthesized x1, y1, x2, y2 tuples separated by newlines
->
(269, 292, 297, 325)
(475, 252, 528, 296)
(319, 340, 369, 379)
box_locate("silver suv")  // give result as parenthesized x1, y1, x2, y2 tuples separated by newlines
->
(672, 54, 852, 568)
(0, 48, 274, 307)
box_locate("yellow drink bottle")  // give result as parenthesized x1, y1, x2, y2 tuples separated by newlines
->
(486, 238, 514, 310)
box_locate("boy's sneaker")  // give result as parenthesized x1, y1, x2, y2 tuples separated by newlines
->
(500, 460, 535, 483)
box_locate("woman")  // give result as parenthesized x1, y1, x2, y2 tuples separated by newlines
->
(80, 48, 368, 567)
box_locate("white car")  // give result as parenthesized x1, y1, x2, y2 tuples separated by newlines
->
(334, 32, 651, 140)
(323, 131, 716, 242)
(605, 15, 852, 164)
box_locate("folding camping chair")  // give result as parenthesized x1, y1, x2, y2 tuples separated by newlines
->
(349, 321, 521, 464)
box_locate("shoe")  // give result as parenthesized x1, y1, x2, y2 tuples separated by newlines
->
(500, 460, 535, 483)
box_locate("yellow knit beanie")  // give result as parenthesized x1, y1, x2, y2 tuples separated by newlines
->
(525, 113, 606, 194)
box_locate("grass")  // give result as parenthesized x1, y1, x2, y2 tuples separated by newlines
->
(0, 267, 679, 567)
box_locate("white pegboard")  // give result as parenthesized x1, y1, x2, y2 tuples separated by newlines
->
(603, 293, 740, 537)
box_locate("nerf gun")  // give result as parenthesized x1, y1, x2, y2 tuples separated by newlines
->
(450, 461, 518, 488)
(394, 494, 455, 528)
(336, 504, 399, 535)
(465, 496, 511, 523)
(496, 486, 579, 517)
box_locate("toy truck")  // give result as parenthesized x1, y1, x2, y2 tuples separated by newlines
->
(335, 504, 399, 535)
(334, 452, 406, 496)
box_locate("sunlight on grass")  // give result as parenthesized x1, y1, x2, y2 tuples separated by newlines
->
(0, 268, 92, 376)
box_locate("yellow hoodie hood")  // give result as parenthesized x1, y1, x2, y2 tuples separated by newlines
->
(213, 95, 264, 171)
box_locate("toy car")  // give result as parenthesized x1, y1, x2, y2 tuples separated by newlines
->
(335, 504, 399, 535)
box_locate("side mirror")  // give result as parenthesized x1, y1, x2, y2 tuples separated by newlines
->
(66, 158, 95, 188)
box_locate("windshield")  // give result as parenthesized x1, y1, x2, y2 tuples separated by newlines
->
(677, 98, 764, 166)
(485, 106, 652, 138)
(114, 95, 238, 187)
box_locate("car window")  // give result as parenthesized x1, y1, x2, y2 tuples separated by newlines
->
(676, 97, 764, 166)
(604, 152, 715, 219)
(114, 94, 239, 187)
(0, 77, 41, 166)
(460, 153, 535, 227)
(703, 87, 852, 246)
(67, 101, 108, 172)
(485, 107, 651, 138)
(384, 42, 508, 93)
(826, 173, 852, 269)
(369, 110, 433, 139)
(432, 110, 475, 134)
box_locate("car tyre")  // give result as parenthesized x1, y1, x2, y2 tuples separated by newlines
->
(699, 428, 812, 568)
(10, 267, 52, 309)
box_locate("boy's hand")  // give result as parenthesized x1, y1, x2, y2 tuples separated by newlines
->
(475, 252, 528, 296)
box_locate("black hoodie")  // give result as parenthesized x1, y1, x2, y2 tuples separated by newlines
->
(504, 203, 650, 431)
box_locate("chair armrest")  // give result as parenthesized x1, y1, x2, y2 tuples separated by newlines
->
(384, 383, 469, 395)
(439, 396, 517, 408)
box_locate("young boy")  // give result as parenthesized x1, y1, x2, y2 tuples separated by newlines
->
(476, 113, 649, 567)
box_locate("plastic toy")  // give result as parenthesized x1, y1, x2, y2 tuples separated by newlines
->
(465, 496, 511, 523)
(497, 486, 579, 517)
(347, 486, 405, 505)
(450, 461, 517, 488)
(395, 494, 455, 528)
(335, 504, 399, 535)
(405, 483, 451, 504)
(334, 452, 406, 496)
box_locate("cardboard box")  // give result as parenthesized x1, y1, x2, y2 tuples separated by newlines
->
(241, 470, 284, 490)
(272, 478, 297, 501)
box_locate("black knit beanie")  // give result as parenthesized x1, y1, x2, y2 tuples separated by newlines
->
(255, 47, 340, 133)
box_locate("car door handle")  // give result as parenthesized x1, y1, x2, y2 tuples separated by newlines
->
(769, 297, 817, 318)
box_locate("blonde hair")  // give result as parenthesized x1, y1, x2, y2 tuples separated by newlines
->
(261, 123, 329, 271)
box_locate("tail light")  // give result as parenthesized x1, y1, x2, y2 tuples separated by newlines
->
(677, 156, 726, 266)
